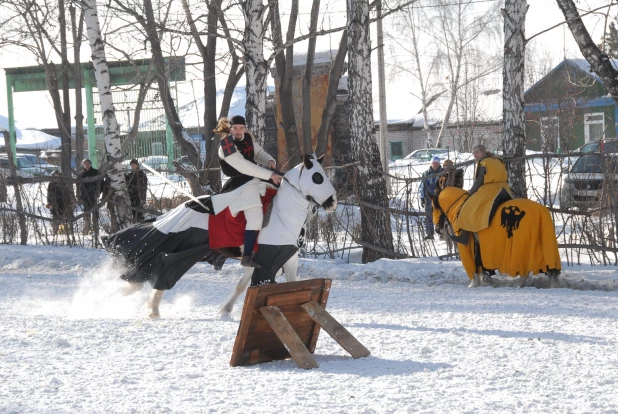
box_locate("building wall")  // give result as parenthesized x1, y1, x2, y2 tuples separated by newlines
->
(377, 122, 503, 159)
(525, 100, 616, 151)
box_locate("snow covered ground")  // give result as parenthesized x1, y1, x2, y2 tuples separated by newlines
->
(2, 244, 618, 413)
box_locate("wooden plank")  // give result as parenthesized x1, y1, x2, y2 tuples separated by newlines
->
(259, 306, 319, 369)
(308, 279, 331, 353)
(230, 286, 261, 367)
(265, 289, 317, 307)
(250, 315, 315, 335)
(302, 300, 370, 359)
(230, 279, 329, 367)
(253, 279, 327, 303)
(243, 326, 315, 350)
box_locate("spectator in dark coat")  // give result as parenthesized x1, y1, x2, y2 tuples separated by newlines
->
(125, 159, 148, 221)
(46, 170, 72, 234)
(419, 156, 443, 240)
(77, 159, 101, 235)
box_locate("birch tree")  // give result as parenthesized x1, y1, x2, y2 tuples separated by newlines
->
(242, 0, 269, 143)
(555, 0, 618, 104)
(502, 0, 527, 198)
(347, 0, 395, 263)
(82, 0, 131, 227)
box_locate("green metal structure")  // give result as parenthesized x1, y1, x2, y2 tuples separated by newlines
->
(4, 57, 185, 169)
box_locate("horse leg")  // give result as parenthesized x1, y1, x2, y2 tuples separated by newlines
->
(121, 281, 145, 296)
(282, 251, 299, 282)
(468, 274, 481, 288)
(517, 275, 528, 288)
(148, 289, 164, 319)
(547, 269, 560, 288)
(219, 267, 254, 316)
(481, 272, 495, 286)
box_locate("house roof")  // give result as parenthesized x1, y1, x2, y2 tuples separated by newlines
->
(524, 58, 618, 98)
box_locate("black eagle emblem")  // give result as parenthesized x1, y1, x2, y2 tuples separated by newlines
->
(500, 205, 526, 238)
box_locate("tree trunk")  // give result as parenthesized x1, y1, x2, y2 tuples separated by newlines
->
(316, 30, 348, 158)
(59, 0, 73, 177)
(556, 0, 618, 104)
(142, 0, 202, 195)
(347, 0, 394, 263)
(302, 0, 320, 156)
(502, 0, 527, 198)
(82, 0, 131, 228)
(270, 0, 301, 168)
(2, 130, 27, 245)
(71, 3, 85, 173)
(181, 0, 221, 190)
(243, 0, 268, 144)
(44, 63, 72, 178)
(204, 0, 220, 189)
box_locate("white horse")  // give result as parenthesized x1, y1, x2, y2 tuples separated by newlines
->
(107, 154, 337, 318)
(218, 154, 338, 316)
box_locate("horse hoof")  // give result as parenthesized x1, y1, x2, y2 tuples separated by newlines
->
(468, 274, 481, 288)
(149, 311, 160, 319)
(481, 273, 495, 286)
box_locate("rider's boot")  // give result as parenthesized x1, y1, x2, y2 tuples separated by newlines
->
(241, 230, 261, 268)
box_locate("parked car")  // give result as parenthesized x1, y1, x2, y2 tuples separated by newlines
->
(560, 151, 618, 209)
(0, 156, 40, 178)
(403, 148, 450, 163)
(16, 153, 56, 175)
(577, 139, 618, 154)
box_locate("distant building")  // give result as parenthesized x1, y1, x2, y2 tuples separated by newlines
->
(525, 59, 617, 152)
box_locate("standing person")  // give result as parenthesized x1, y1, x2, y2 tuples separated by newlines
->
(125, 159, 148, 221)
(46, 169, 72, 235)
(77, 159, 101, 235)
(432, 159, 465, 231)
(419, 156, 443, 240)
(435, 159, 464, 197)
(457, 144, 512, 232)
(217, 115, 283, 268)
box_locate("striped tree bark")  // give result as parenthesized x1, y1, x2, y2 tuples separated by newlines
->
(502, 0, 527, 198)
(243, 0, 268, 144)
(347, 0, 394, 263)
(82, 0, 130, 227)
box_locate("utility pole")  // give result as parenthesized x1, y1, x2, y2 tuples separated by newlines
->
(376, 0, 389, 191)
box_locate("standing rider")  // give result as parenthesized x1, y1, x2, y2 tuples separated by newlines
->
(456, 144, 512, 232)
(218, 115, 283, 268)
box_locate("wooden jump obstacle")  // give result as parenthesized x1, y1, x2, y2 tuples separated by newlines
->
(230, 278, 370, 369)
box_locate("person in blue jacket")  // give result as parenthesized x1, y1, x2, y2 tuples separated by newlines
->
(419, 156, 443, 240)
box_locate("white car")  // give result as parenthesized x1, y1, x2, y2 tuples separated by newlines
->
(0, 156, 39, 178)
(16, 153, 56, 175)
(403, 148, 450, 162)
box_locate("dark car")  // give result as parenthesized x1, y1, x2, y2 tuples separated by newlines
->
(578, 139, 618, 154)
(561, 151, 618, 209)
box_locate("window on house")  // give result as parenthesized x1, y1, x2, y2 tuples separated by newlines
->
(540, 116, 560, 152)
(584, 112, 605, 143)
(151, 142, 163, 156)
(390, 141, 403, 161)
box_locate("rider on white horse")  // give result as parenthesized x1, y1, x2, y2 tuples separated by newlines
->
(217, 115, 283, 268)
